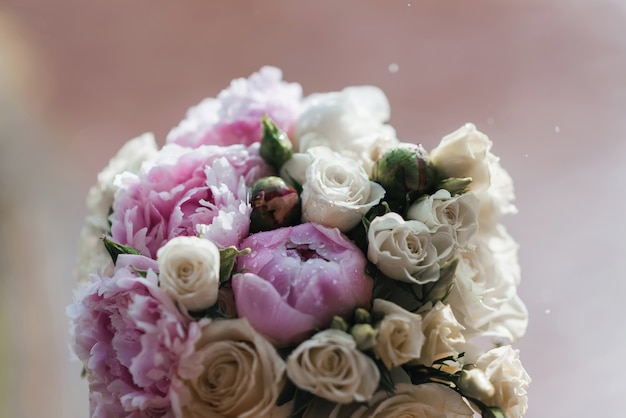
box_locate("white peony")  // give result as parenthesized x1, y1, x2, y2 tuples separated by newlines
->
(407, 189, 480, 248)
(447, 225, 528, 341)
(299, 147, 385, 232)
(295, 86, 399, 174)
(156, 236, 220, 312)
(76, 133, 158, 284)
(286, 329, 380, 404)
(474, 345, 531, 418)
(367, 212, 455, 284)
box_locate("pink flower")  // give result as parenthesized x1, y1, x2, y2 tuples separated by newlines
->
(232, 223, 373, 345)
(67, 255, 203, 418)
(167, 66, 302, 148)
(110, 143, 270, 258)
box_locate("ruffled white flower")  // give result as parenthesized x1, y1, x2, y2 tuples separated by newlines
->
(287, 329, 380, 404)
(407, 189, 479, 248)
(474, 345, 531, 418)
(372, 299, 424, 370)
(298, 147, 385, 232)
(447, 225, 528, 341)
(76, 133, 158, 284)
(417, 301, 466, 367)
(295, 86, 399, 174)
(367, 212, 455, 284)
(156, 236, 220, 312)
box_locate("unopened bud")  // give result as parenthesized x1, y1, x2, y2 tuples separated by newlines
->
(249, 176, 301, 233)
(458, 367, 495, 400)
(260, 115, 293, 170)
(351, 323, 378, 351)
(372, 144, 435, 201)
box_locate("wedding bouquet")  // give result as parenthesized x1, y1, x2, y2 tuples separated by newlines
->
(69, 67, 530, 418)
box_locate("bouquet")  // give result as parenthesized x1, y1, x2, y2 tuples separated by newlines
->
(69, 67, 530, 418)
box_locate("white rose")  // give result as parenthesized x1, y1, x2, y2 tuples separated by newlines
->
(447, 225, 528, 341)
(430, 123, 493, 192)
(300, 147, 385, 232)
(360, 383, 474, 418)
(372, 299, 424, 370)
(429, 123, 517, 234)
(367, 212, 455, 284)
(156, 236, 220, 312)
(176, 318, 286, 418)
(295, 86, 399, 174)
(76, 133, 158, 284)
(474, 345, 531, 418)
(458, 367, 496, 400)
(287, 329, 380, 404)
(417, 301, 466, 367)
(407, 189, 480, 248)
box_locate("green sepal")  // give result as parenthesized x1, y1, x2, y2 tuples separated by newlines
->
(261, 115, 293, 170)
(480, 406, 507, 418)
(219, 247, 251, 284)
(438, 177, 473, 195)
(102, 236, 141, 264)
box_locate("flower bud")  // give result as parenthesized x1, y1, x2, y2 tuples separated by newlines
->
(351, 323, 378, 351)
(372, 144, 435, 201)
(249, 176, 301, 233)
(458, 367, 496, 400)
(260, 115, 293, 170)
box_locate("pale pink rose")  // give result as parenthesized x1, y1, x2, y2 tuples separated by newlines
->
(167, 66, 302, 148)
(232, 223, 373, 345)
(110, 143, 270, 258)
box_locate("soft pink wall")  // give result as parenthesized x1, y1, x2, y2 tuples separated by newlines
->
(2, 1, 625, 416)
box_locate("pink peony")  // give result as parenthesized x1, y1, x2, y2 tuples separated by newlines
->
(167, 66, 302, 148)
(68, 255, 203, 418)
(110, 143, 271, 258)
(232, 223, 373, 345)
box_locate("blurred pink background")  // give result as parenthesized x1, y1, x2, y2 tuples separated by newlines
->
(1, 1, 625, 417)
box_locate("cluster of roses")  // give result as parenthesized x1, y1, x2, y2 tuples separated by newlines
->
(69, 67, 530, 418)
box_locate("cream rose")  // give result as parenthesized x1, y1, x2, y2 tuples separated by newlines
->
(360, 383, 474, 418)
(286, 329, 380, 404)
(177, 318, 286, 418)
(429, 123, 517, 234)
(156, 236, 220, 312)
(446, 225, 528, 341)
(295, 86, 400, 174)
(474, 345, 531, 418)
(407, 189, 479, 248)
(300, 147, 385, 232)
(372, 299, 424, 370)
(417, 301, 466, 367)
(76, 133, 158, 284)
(367, 212, 455, 284)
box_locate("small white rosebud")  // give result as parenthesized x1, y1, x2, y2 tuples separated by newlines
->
(458, 367, 496, 400)
(157, 236, 220, 312)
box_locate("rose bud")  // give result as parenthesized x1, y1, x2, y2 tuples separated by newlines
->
(372, 144, 435, 201)
(260, 115, 294, 170)
(249, 176, 301, 233)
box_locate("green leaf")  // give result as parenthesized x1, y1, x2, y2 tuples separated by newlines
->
(102, 236, 141, 264)
(374, 359, 396, 394)
(288, 388, 316, 418)
(219, 247, 251, 283)
(481, 406, 507, 418)
(260, 115, 293, 170)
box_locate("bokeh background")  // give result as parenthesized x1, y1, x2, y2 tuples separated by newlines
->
(1, 1, 625, 417)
